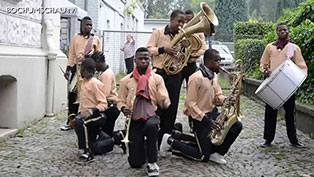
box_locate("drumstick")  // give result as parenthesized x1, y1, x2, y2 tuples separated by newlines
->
(59, 66, 69, 81)
(59, 66, 65, 74)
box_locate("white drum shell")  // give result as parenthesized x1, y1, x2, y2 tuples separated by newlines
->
(255, 59, 306, 110)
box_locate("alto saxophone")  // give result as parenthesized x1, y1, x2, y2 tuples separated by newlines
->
(209, 61, 243, 146)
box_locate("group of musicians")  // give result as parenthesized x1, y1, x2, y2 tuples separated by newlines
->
(61, 6, 307, 177)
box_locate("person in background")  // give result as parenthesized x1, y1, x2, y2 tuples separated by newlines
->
(121, 35, 136, 74)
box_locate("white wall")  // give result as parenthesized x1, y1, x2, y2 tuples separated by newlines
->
(0, 0, 67, 129)
(144, 19, 169, 32)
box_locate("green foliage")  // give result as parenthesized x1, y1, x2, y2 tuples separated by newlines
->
(214, 0, 248, 41)
(247, 0, 307, 22)
(233, 22, 273, 41)
(190, 0, 215, 12)
(263, 0, 314, 104)
(234, 38, 264, 78)
(126, 0, 139, 17)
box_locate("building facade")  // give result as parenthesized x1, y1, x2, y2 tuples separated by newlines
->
(0, 0, 85, 136)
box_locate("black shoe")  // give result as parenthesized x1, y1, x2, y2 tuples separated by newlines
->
(113, 130, 127, 153)
(76, 152, 94, 164)
(290, 141, 305, 148)
(260, 140, 271, 148)
(171, 130, 182, 140)
(174, 122, 183, 133)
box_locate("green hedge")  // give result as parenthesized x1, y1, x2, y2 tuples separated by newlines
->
(234, 38, 264, 79)
(233, 22, 273, 42)
(264, 0, 314, 104)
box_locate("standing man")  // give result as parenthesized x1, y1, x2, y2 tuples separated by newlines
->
(184, 9, 207, 132)
(61, 16, 101, 131)
(259, 23, 307, 148)
(118, 47, 170, 176)
(121, 35, 136, 74)
(146, 10, 186, 145)
(160, 49, 242, 164)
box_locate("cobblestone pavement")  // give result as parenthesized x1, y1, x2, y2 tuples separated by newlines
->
(1, 94, 314, 176)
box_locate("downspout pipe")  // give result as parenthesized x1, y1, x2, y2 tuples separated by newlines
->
(43, 0, 58, 117)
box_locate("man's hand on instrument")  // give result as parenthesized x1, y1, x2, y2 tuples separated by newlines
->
(121, 106, 132, 117)
(64, 66, 72, 80)
(211, 121, 223, 131)
(180, 39, 190, 48)
(264, 69, 272, 78)
(164, 46, 177, 56)
(64, 71, 70, 80)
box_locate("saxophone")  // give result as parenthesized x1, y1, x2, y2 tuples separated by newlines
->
(209, 60, 243, 146)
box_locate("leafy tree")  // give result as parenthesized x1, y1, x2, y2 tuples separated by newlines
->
(214, 0, 248, 41)
(190, 0, 215, 13)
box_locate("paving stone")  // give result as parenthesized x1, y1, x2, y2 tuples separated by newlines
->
(0, 91, 313, 176)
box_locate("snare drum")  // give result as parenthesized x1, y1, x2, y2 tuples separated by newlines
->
(255, 59, 306, 110)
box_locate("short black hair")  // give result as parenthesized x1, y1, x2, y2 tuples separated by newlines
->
(203, 49, 219, 63)
(81, 58, 96, 73)
(276, 22, 289, 31)
(185, 10, 194, 17)
(170, 9, 185, 19)
(82, 16, 92, 22)
(135, 47, 150, 56)
(90, 51, 105, 62)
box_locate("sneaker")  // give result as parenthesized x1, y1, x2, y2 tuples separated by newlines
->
(159, 134, 171, 157)
(260, 140, 272, 148)
(209, 152, 227, 165)
(290, 141, 305, 148)
(146, 163, 159, 177)
(76, 153, 94, 164)
(60, 125, 72, 131)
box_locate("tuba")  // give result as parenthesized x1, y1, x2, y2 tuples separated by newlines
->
(209, 60, 243, 146)
(163, 2, 218, 75)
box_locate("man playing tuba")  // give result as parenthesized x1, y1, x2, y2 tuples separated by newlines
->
(159, 49, 242, 164)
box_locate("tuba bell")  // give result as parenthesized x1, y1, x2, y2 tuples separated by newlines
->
(163, 2, 218, 75)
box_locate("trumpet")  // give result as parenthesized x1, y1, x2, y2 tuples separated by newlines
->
(121, 88, 136, 152)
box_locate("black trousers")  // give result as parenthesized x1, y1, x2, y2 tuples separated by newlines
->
(67, 65, 79, 124)
(180, 62, 198, 129)
(128, 117, 160, 168)
(125, 56, 134, 74)
(172, 108, 243, 162)
(181, 62, 198, 86)
(103, 104, 120, 137)
(263, 94, 298, 144)
(74, 114, 106, 151)
(67, 92, 79, 124)
(155, 69, 182, 146)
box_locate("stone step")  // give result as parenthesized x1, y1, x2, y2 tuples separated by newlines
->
(0, 128, 17, 142)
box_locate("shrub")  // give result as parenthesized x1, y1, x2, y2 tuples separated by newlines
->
(233, 22, 273, 42)
(234, 38, 264, 79)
